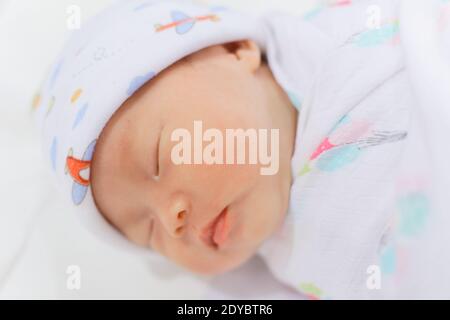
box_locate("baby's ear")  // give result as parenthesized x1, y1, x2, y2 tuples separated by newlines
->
(223, 40, 261, 73)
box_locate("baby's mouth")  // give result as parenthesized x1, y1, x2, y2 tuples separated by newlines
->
(200, 207, 229, 250)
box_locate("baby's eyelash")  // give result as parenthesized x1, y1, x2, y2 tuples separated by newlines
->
(153, 131, 162, 181)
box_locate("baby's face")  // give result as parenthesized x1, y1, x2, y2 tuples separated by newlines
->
(91, 41, 297, 275)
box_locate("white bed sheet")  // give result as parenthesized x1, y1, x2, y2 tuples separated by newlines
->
(0, 0, 314, 299)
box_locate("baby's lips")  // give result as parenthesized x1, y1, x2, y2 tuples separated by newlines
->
(200, 207, 229, 249)
(212, 209, 229, 247)
(199, 217, 218, 249)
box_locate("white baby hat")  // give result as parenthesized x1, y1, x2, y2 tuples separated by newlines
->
(32, 0, 266, 255)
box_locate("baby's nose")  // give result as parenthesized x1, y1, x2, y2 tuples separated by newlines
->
(159, 194, 190, 238)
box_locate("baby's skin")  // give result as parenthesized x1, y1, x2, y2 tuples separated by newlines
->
(90, 40, 298, 275)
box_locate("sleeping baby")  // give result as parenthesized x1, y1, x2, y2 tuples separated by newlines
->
(33, 0, 450, 299)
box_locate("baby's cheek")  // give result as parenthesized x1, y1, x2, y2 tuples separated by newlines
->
(204, 164, 260, 204)
(121, 222, 151, 249)
(226, 163, 262, 190)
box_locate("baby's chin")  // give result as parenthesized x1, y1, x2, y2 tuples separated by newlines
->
(180, 244, 260, 277)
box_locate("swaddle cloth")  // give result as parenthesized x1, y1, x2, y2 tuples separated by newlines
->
(258, 0, 450, 299)
(31, 0, 267, 254)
